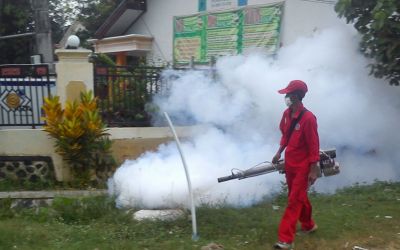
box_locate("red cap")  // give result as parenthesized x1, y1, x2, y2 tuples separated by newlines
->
(278, 80, 308, 95)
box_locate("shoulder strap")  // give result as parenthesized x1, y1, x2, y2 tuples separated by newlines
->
(284, 108, 308, 147)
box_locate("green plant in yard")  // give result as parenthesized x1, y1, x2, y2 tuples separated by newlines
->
(42, 91, 116, 185)
(52, 196, 118, 224)
(0, 179, 56, 191)
(0, 198, 14, 219)
(0, 182, 399, 249)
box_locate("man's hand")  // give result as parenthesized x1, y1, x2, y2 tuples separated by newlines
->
(272, 153, 281, 164)
(308, 162, 320, 186)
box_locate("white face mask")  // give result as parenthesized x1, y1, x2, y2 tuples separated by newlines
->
(285, 97, 292, 107)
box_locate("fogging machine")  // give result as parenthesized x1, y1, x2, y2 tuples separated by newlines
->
(217, 149, 340, 183)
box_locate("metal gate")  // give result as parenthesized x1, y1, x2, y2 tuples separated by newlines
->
(94, 65, 165, 127)
(0, 64, 55, 128)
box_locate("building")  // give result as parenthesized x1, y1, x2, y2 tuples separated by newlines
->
(89, 0, 340, 67)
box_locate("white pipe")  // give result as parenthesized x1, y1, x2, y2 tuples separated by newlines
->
(163, 112, 199, 241)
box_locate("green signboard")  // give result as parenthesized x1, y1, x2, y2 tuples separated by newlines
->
(173, 15, 205, 63)
(206, 11, 239, 60)
(173, 3, 283, 65)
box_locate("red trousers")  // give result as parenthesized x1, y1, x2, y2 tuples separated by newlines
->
(278, 167, 315, 243)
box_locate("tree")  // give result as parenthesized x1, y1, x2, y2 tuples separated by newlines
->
(48, 0, 77, 44)
(0, 0, 65, 64)
(0, 0, 120, 63)
(48, 0, 121, 46)
(335, 0, 400, 85)
(76, 0, 122, 48)
(0, 0, 34, 64)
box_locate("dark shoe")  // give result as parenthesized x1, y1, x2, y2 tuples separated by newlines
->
(273, 241, 293, 249)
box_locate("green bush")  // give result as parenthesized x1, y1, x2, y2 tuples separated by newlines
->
(0, 198, 14, 219)
(42, 91, 116, 186)
(52, 196, 117, 224)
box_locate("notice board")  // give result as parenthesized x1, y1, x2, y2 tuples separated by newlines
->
(173, 3, 283, 65)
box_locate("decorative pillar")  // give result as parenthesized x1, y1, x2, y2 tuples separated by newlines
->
(53, 48, 94, 181)
(54, 49, 94, 106)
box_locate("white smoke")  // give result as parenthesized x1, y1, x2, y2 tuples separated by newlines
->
(109, 22, 400, 209)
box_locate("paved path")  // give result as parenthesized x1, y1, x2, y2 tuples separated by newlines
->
(0, 190, 108, 199)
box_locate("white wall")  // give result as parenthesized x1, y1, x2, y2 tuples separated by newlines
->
(127, 0, 198, 64)
(0, 129, 66, 181)
(276, 0, 341, 45)
(126, 0, 341, 64)
(0, 126, 203, 181)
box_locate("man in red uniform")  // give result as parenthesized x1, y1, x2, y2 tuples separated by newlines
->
(272, 80, 320, 249)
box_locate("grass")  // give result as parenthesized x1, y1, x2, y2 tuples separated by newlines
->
(0, 181, 399, 249)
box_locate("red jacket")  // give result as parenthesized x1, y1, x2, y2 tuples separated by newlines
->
(279, 103, 320, 169)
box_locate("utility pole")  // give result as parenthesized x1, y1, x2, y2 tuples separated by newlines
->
(0, 0, 3, 23)
(31, 0, 54, 68)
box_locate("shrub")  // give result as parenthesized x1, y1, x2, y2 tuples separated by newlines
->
(52, 196, 117, 224)
(42, 91, 116, 185)
(0, 198, 14, 219)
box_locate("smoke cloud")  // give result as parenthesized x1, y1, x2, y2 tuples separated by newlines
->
(109, 22, 400, 209)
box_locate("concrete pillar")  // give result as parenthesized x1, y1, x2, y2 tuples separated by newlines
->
(51, 48, 94, 181)
(31, 0, 54, 69)
(54, 49, 94, 106)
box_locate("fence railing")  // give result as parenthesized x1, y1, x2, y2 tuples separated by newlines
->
(0, 64, 55, 128)
(94, 65, 165, 127)
(94, 64, 217, 127)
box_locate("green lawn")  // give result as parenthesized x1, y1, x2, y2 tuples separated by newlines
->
(0, 182, 399, 250)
